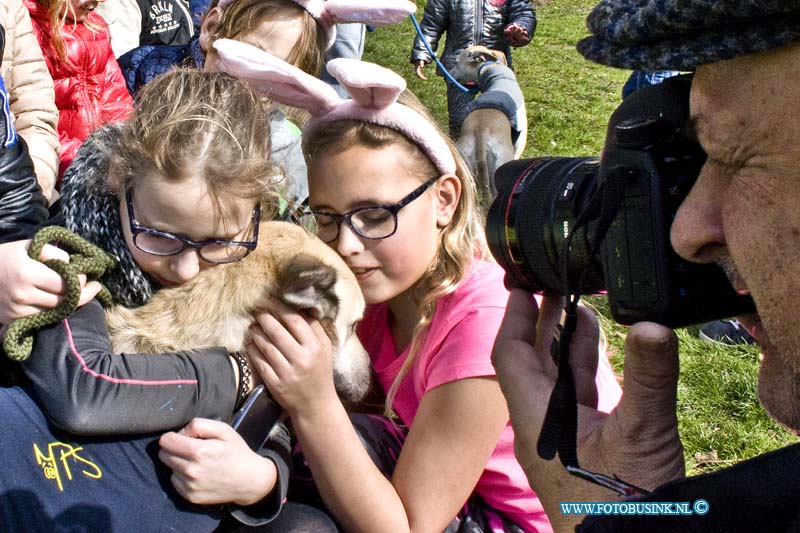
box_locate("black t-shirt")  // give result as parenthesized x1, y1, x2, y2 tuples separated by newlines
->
(138, 0, 194, 47)
(577, 442, 800, 532)
(0, 385, 221, 532)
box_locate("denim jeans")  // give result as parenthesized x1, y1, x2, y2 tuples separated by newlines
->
(621, 70, 680, 100)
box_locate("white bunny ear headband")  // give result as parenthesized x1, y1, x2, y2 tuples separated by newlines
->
(215, 0, 416, 49)
(213, 38, 457, 175)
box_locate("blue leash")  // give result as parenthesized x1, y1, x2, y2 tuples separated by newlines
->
(408, 15, 479, 94)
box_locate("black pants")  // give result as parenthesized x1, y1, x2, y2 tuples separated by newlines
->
(289, 413, 526, 533)
(215, 502, 338, 532)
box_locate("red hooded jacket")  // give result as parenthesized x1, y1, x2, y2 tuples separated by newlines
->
(24, 0, 132, 183)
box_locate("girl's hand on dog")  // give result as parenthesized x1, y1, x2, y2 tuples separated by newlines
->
(247, 298, 337, 417)
(159, 417, 277, 506)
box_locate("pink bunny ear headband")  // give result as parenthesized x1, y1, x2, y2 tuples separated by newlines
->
(213, 39, 457, 175)
(215, 0, 416, 49)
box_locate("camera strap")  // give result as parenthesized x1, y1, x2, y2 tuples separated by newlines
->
(536, 168, 651, 498)
(536, 301, 580, 467)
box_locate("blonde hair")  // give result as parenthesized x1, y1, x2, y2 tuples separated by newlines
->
(109, 68, 282, 222)
(303, 90, 489, 416)
(36, 0, 102, 64)
(205, 0, 327, 76)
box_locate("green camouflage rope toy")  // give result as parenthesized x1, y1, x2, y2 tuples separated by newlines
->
(3, 226, 117, 361)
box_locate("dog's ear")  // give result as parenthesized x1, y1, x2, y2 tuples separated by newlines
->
(488, 49, 508, 65)
(468, 50, 490, 64)
(470, 49, 507, 66)
(276, 253, 339, 320)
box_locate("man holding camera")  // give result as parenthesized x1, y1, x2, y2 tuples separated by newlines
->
(492, 1, 800, 531)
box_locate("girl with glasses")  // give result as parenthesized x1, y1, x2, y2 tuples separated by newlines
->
(0, 68, 337, 531)
(181, 49, 623, 532)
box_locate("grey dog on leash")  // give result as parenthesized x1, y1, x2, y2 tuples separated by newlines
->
(450, 46, 528, 208)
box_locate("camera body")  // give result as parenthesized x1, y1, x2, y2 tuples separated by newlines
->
(487, 75, 754, 328)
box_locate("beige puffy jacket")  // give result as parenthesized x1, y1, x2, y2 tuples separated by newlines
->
(1, 0, 59, 203)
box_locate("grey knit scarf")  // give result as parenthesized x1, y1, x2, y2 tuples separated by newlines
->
(59, 124, 157, 308)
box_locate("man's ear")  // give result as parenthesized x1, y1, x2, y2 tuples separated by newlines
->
(434, 174, 461, 228)
(198, 7, 222, 53)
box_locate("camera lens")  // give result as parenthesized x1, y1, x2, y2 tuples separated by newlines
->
(486, 157, 605, 294)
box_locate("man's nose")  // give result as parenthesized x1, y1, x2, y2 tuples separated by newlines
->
(670, 165, 726, 264)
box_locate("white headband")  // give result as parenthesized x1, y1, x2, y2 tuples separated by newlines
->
(214, 39, 457, 175)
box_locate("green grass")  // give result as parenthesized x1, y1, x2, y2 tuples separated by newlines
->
(363, 0, 626, 156)
(589, 297, 796, 475)
(363, 0, 797, 475)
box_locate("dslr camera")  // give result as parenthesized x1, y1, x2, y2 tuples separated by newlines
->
(486, 75, 754, 328)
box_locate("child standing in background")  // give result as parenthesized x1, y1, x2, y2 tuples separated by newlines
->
(119, 0, 415, 204)
(410, 0, 535, 137)
(176, 49, 622, 531)
(24, 0, 132, 183)
(94, 0, 196, 58)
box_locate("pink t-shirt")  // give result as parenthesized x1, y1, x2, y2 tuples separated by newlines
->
(357, 260, 622, 532)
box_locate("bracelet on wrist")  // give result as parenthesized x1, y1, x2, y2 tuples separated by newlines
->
(232, 351, 252, 410)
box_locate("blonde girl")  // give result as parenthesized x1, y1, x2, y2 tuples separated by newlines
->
(254, 70, 554, 533)
(192, 49, 622, 531)
(0, 69, 339, 530)
(121, 0, 328, 93)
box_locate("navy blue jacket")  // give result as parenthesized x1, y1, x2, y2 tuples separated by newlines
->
(118, 37, 203, 96)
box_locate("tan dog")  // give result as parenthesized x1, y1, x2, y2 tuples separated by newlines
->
(450, 46, 528, 209)
(106, 221, 371, 404)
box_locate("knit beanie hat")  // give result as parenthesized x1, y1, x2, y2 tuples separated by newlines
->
(577, 0, 800, 70)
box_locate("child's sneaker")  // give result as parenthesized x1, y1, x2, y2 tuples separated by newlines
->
(698, 319, 756, 346)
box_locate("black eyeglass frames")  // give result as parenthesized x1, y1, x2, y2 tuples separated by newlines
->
(299, 176, 441, 244)
(125, 188, 260, 264)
